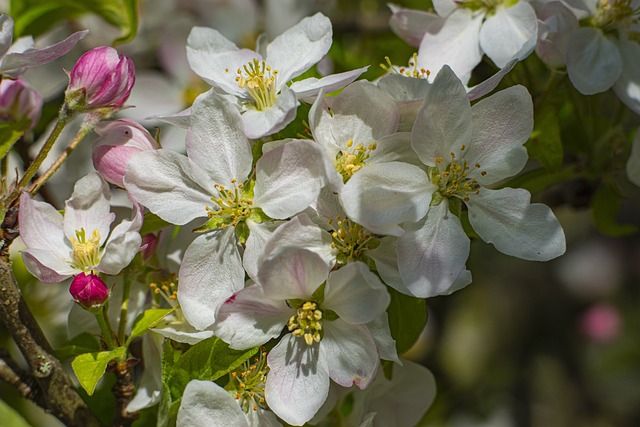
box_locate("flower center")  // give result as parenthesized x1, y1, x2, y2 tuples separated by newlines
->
(335, 139, 377, 183)
(328, 216, 377, 265)
(592, 0, 640, 32)
(430, 148, 484, 203)
(205, 179, 255, 229)
(381, 53, 431, 79)
(149, 275, 178, 307)
(236, 59, 279, 111)
(69, 228, 102, 271)
(288, 301, 323, 345)
(227, 348, 269, 413)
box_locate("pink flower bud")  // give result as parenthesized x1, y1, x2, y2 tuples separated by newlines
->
(92, 119, 159, 187)
(65, 46, 135, 111)
(0, 78, 42, 129)
(69, 272, 109, 310)
(579, 303, 621, 343)
(141, 233, 159, 261)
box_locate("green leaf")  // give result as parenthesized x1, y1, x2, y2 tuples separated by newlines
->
(126, 308, 175, 346)
(591, 183, 637, 237)
(0, 120, 29, 161)
(386, 288, 427, 355)
(54, 332, 101, 360)
(526, 106, 563, 171)
(0, 399, 31, 427)
(140, 212, 173, 235)
(168, 337, 257, 401)
(10, 0, 138, 45)
(71, 347, 126, 396)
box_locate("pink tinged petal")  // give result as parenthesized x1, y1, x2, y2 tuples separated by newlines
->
(364, 360, 436, 427)
(566, 28, 621, 95)
(613, 39, 640, 115)
(289, 67, 368, 99)
(412, 66, 472, 166)
(397, 201, 471, 297)
(0, 14, 13, 57)
(367, 312, 401, 364)
(467, 59, 517, 101)
(535, 1, 579, 68)
(254, 139, 328, 219)
(258, 248, 331, 300)
(324, 262, 390, 324)
(466, 188, 566, 261)
(260, 214, 335, 269)
(21, 248, 77, 283)
(186, 26, 260, 98)
(94, 145, 145, 188)
(63, 173, 114, 246)
(124, 150, 215, 225)
(266, 334, 329, 426)
(266, 13, 333, 88)
(240, 85, 298, 139)
(177, 380, 248, 427)
(98, 217, 142, 275)
(244, 220, 281, 282)
(339, 162, 433, 230)
(479, 2, 538, 68)
(626, 128, 640, 187)
(466, 85, 533, 185)
(18, 192, 67, 253)
(323, 320, 379, 389)
(389, 6, 443, 47)
(0, 30, 88, 77)
(178, 229, 244, 330)
(418, 9, 483, 85)
(186, 91, 252, 186)
(214, 285, 291, 350)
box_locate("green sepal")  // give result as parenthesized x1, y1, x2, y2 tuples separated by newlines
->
(71, 346, 126, 396)
(310, 282, 326, 305)
(140, 212, 173, 235)
(193, 216, 227, 233)
(236, 221, 250, 245)
(248, 206, 270, 223)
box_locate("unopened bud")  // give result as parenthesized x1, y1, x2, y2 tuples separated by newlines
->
(92, 119, 158, 187)
(0, 78, 42, 129)
(140, 233, 159, 262)
(65, 46, 135, 112)
(69, 272, 109, 310)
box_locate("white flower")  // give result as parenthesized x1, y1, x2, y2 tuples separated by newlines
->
(124, 90, 328, 330)
(186, 12, 366, 138)
(389, 1, 537, 84)
(0, 14, 87, 78)
(213, 246, 390, 426)
(19, 172, 142, 283)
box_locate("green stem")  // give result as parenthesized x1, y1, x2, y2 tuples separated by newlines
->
(95, 306, 116, 350)
(117, 275, 132, 346)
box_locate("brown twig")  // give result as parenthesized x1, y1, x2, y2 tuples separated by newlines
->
(110, 359, 140, 427)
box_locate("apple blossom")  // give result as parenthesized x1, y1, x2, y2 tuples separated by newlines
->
(19, 172, 142, 283)
(0, 77, 42, 129)
(186, 13, 366, 138)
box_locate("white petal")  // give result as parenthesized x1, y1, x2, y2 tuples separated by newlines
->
(289, 67, 368, 99)
(186, 26, 259, 97)
(466, 188, 566, 261)
(466, 59, 517, 101)
(266, 334, 329, 426)
(418, 9, 483, 84)
(368, 132, 422, 166)
(63, 173, 113, 245)
(214, 285, 291, 349)
(151, 321, 214, 345)
(254, 139, 328, 219)
(0, 15, 13, 58)
(177, 380, 248, 427)
(244, 220, 282, 283)
(98, 217, 141, 275)
(21, 249, 77, 283)
(323, 320, 379, 389)
(433, 0, 458, 16)
(324, 262, 389, 324)
(535, 1, 579, 68)
(566, 28, 621, 95)
(367, 236, 412, 295)
(397, 201, 470, 297)
(187, 91, 252, 186)
(466, 85, 533, 185)
(267, 13, 332, 87)
(240, 85, 298, 139)
(259, 247, 331, 300)
(127, 333, 163, 412)
(389, 7, 442, 48)
(178, 229, 244, 330)
(18, 192, 67, 253)
(613, 39, 640, 115)
(479, 2, 538, 68)
(340, 162, 433, 229)
(366, 312, 401, 364)
(124, 150, 214, 225)
(412, 66, 472, 166)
